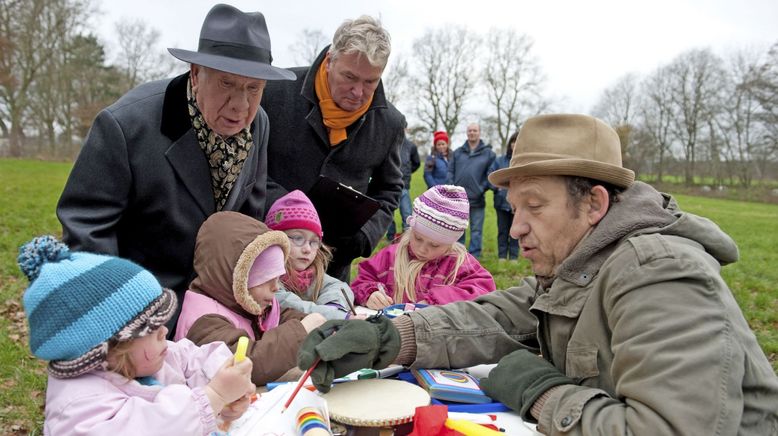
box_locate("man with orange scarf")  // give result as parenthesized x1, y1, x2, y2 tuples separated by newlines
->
(262, 16, 405, 281)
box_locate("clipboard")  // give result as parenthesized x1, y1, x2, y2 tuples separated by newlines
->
(307, 175, 381, 238)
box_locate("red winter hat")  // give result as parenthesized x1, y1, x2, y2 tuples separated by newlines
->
(266, 190, 323, 237)
(433, 130, 449, 144)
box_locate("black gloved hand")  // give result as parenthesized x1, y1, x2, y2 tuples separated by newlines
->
(297, 317, 401, 393)
(480, 349, 574, 420)
(332, 232, 370, 263)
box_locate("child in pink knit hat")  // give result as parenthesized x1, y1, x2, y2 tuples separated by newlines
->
(266, 190, 357, 320)
(351, 185, 496, 309)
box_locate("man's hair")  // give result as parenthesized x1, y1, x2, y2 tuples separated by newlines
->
(564, 176, 623, 210)
(330, 15, 391, 69)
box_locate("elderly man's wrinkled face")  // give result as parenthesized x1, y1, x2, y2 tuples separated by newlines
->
(326, 51, 383, 112)
(191, 65, 266, 137)
(507, 176, 593, 279)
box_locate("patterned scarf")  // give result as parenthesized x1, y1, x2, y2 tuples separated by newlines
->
(314, 52, 373, 146)
(187, 79, 253, 211)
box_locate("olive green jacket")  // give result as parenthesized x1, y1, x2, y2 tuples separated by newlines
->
(404, 182, 778, 435)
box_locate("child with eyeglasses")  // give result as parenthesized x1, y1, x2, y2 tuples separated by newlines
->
(265, 190, 358, 320)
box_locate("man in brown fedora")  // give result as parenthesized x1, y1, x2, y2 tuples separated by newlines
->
(296, 114, 778, 434)
(57, 4, 294, 330)
(261, 16, 406, 282)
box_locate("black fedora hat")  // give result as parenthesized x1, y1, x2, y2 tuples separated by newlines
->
(168, 4, 295, 81)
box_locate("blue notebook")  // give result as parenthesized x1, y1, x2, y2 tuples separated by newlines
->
(399, 370, 509, 413)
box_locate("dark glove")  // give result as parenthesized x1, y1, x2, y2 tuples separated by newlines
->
(480, 349, 574, 420)
(332, 232, 371, 263)
(297, 317, 401, 393)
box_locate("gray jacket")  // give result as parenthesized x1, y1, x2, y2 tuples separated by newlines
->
(405, 182, 778, 435)
(261, 47, 405, 265)
(57, 73, 268, 297)
(276, 274, 354, 320)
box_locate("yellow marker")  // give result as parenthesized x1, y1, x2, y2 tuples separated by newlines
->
(234, 336, 249, 363)
(444, 418, 503, 436)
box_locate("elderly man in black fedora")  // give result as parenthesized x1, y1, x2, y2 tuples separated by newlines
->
(297, 114, 778, 434)
(57, 4, 294, 330)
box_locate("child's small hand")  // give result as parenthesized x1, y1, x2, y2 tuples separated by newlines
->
(206, 357, 255, 413)
(300, 313, 327, 333)
(220, 391, 253, 422)
(366, 291, 392, 310)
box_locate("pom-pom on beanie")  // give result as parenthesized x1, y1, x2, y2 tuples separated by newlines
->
(407, 185, 469, 244)
(18, 235, 176, 379)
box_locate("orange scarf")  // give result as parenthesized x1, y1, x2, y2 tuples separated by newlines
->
(315, 53, 373, 146)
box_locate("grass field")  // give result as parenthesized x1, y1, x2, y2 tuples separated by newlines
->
(1, 158, 776, 434)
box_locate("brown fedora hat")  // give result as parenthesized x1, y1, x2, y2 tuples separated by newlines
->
(168, 4, 295, 81)
(488, 114, 635, 188)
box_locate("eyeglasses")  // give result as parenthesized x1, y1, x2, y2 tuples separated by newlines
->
(287, 234, 321, 250)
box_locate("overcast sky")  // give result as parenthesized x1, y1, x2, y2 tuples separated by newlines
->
(93, 0, 777, 123)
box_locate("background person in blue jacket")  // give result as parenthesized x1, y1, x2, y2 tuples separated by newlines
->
(447, 123, 496, 259)
(424, 130, 451, 188)
(489, 131, 520, 261)
(386, 135, 420, 241)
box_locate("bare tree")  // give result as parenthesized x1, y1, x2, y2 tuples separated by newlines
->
(666, 48, 727, 184)
(288, 28, 328, 66)
(114, 19, 174, 91)
(381, 54, 409, 108)
(482, 28, 548, 149)
(592, 72, 642, 172)
(640, 66, 675, 182)
(748, 40, 778, 175)
(410, 26, 480, 136)
(0, 0, 92, 156)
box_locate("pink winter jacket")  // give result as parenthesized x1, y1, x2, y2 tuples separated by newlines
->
(43, 339, 231, 436)
(351, 243, 496, 305)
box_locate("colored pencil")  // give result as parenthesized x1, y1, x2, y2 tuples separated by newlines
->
(281, 356, 321, 413)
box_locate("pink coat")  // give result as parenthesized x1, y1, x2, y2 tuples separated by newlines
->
(44, 339, 231, 436)
(351, 243, 496, 305)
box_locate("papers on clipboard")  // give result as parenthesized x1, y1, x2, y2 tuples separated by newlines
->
(307, 175, 381, 238)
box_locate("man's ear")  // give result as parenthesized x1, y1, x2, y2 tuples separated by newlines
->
(190, 64, 200, 89)
(587, 185, 610, 225)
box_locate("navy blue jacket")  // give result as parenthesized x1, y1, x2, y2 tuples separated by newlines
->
(489, 154, 512, 212)
(447, 141, 496, 208)
(424, 153, 449, 188)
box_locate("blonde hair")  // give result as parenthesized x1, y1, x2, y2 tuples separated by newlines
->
(106, 339, 138, 379)
(284, 243, 333, 301)
(391, 231, 468, 303)
(330, 15, 391, 69)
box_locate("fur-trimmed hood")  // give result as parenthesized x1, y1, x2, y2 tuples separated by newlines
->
(189, 211, 289, 316)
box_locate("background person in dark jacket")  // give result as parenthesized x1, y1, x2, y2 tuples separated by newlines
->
(56, 5, 295, 331)
(447, 123, 496, 259)
(489, 131, 520, 260)
(386, 136, 420, 241)
(262, 16, 405, 282)
(424, 130, 451, 188)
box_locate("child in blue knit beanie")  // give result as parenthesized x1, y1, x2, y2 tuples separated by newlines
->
(18, 236, 256, 435)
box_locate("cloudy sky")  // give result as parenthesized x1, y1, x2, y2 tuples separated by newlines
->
(93, 0, 777, 117)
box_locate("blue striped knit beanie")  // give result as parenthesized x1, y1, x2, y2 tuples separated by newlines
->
(18, 236, 176, 379)
(407, 185, 470, 244)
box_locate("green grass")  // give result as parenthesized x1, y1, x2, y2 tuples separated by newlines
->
(1, 159, 776, 433)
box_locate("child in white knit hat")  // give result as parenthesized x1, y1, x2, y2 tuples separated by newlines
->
(18, 236, 255, 435)
(351, 185, 496, 309)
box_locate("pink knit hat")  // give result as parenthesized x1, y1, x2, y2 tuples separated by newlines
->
(407, 185, 469, 244)
(248, 245, 286, 288)
(265, 190, 323, 238)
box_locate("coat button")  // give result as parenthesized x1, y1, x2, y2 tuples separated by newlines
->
(561, 416, 572, 426)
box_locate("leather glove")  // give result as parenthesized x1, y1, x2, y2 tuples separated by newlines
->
(297, 317, 401, 392)
(480, 349, 574, 420)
